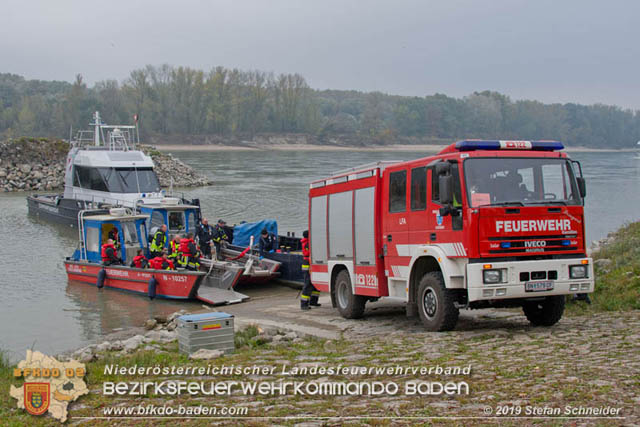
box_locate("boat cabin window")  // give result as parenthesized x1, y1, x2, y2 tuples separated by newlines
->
(138, 223, 148, 248)
(186, 211, 196, 233)
(86, 227, 100, 253)
(150, 211, 165, 231)
(122, 222, 139, 245)
(74, 166, 108, 192)
(168, 211, 186, 233)
(72, 166, 160, 193)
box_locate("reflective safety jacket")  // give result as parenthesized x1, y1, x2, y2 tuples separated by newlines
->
(150, 230, 167, 252)
(168, 240, 180, 259)
(212, 225, 228, 243)
(101, 243, 118, 263)
(301, 237, 310, 270)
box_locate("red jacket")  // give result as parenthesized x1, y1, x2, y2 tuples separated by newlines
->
(301, 237, 310, 264)
(178, 238, 198, 257)
(150, 257, 174, 270)
(132, 255, 147, 268)
(101, 243, 118, 263)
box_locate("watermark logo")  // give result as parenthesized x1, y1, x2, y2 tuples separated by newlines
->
(24, 383, 50, 416)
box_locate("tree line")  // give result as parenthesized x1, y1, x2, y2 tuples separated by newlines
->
(1, 65, 639, 148)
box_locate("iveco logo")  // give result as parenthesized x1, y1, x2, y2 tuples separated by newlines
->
(524, 240, 546, 248)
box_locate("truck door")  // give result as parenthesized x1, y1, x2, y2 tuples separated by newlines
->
(428, 162, 467, 257)
(408, 165, 430, 246)
(382, 168, 410, 281)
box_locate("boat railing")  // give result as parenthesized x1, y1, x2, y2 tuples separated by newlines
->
(71, 111, 139, 151)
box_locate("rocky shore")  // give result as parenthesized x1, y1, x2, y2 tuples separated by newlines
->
(0, 137, 212, 192)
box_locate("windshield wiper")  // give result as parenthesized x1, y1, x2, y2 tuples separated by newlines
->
(525, 200, 568, 206)
(489, 201, 525, 207)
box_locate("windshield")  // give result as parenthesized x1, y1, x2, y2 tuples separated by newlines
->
(100, 167, 161, 193)
(464, 157, 581, 207)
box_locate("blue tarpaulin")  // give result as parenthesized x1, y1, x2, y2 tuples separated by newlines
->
(232, 220, 278, 247)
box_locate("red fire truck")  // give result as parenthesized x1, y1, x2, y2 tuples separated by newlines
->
(308, 140, 594, 331)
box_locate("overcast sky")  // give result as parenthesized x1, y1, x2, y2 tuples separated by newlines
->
(1, 0, 638, 109)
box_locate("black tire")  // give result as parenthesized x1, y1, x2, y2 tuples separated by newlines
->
(334, 270, 366, 319)
(522, 296, 565, 326)
(417, 271, 459, 331)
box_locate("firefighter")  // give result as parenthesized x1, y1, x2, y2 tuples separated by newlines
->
(196, 218, 214, 258)
(130, 249, 148, 269)
(258, 228, 276, 257)
(212, 219, 229, 260)
(168, 234, 181, 264)
(149, 250, 175, 270)
(300, 230, 320, 310)
(101, 239, 122, 266)
(179, 232, 200, 271)
(108, 227, 120, 250)
(150, 224, 168, 258)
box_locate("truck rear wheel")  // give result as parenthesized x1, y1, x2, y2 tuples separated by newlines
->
(417, 272, 459, 331)
(334, 270, 366, 319)
(522, 296, 565, 326)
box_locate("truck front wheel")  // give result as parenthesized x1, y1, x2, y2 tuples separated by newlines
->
(522, 296, 565, 326)
(334, 270, 366, 319)
(417, 272, 459, 331)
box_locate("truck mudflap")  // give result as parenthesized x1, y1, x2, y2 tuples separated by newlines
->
(466, 257, 595, 302)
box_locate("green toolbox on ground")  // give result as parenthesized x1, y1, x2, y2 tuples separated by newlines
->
(177, 312, 235, 355)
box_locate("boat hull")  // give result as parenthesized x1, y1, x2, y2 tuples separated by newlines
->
(64, 261, 204, 299)
(28, 194, 85, 227)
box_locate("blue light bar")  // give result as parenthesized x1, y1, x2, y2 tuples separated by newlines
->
(561, 240, 571, 246)
(500, 242, 511, 249)
(455, 140, 564, 152)
(456, 141, 501, 151)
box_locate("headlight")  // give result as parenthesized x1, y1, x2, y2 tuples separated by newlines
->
(569, 265, 588, 279)
(483, 269, 505, 284)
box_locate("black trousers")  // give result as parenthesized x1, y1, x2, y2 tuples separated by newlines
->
(201, 242, 212, 258)
(301, 271, 319, 304)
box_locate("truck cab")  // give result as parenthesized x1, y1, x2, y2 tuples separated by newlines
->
(309, 140, 594, 331)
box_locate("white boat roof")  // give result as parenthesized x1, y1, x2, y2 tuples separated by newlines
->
(73, 149, 154, 168)
(84, 213, 149, 222)
(142, 203, 198, 210)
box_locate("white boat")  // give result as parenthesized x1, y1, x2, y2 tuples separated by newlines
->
(27, 112, 199, 226)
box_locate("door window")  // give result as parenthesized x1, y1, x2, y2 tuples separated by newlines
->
(389, 170, 407, 213)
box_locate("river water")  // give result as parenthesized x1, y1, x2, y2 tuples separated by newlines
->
(1, 149, 638, 360)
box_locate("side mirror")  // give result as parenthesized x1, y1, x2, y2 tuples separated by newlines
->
(576, 177, 586, 198)
(439, 175, 453, 205)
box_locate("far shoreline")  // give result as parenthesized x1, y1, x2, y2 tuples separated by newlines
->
(153, 143, 638, 153)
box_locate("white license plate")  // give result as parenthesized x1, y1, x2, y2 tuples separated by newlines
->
(525, 281, 554, 292)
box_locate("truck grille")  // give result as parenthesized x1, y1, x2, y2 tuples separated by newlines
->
(487, 234, 578, 254)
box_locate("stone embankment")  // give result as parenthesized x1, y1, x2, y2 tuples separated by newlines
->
(0, 137, 211, 192)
